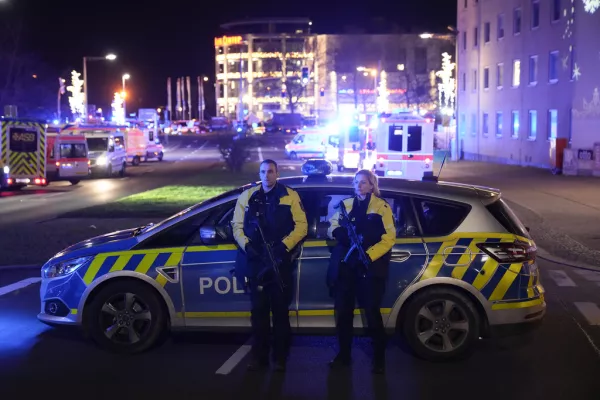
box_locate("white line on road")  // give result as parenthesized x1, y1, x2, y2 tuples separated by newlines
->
(257, 147, 263, 162)
(548, 270, 577, 287)
(199, 141, 208, 150)
(574, 302, 600, 326)
(215, 340, 252, 375)
(0, 277, 42, 297)
(573, 269, 600, 282)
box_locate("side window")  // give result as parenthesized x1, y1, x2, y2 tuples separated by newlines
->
(135, 208, 213, 250)
(412, 197, 471, 237)
(382, 192, 420, 238)
(200, 200, 237, 245)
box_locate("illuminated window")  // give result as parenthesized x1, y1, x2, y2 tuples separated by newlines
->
(496, 112, 503, 137)
(548, 110, 558, 139)
(512, 111, 519, 138)
(482, 112, 489, 135)
(528, 110, 537, 139)
(512, 60, 521, 87)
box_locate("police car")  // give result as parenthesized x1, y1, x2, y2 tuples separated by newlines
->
(38, 160, 545, 361)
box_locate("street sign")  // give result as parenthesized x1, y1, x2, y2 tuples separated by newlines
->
(138, 108, 157, 121)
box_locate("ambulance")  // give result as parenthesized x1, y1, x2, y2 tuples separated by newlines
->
(366, 111, 434, 180)
(46, 127, 90, 185)
(125, 127, 164, 166)
(0, 118, 48, 189)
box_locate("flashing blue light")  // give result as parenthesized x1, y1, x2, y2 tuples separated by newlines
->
(236, 127, 242, 132)
(52, 120, 59, 125)
(301, 159, 332, 176)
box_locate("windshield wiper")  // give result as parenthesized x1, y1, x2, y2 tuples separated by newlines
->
(133, 223, 153, 236)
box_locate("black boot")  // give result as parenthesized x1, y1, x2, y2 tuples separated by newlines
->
(328, 353, 351, 369)
(372, 354, 385, 374)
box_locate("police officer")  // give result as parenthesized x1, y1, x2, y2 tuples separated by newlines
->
(327, 169, 396, 374)
(231, 159, 308, 372)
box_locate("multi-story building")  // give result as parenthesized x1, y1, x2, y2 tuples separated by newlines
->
(457, 0, 600, 169)
(215, 18, 455, 122)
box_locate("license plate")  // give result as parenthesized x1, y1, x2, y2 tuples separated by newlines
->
(16, 178, 29, 183)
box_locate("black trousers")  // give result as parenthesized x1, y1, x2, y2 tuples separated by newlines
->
(334, 266, 387, 363)
(249, 267, 294, 362)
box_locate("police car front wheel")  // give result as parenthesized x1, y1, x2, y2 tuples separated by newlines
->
(84, 281, 167, 354)
(402, 287, 480, 361)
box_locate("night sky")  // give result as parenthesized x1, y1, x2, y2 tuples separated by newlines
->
(10, 0, 455, 116)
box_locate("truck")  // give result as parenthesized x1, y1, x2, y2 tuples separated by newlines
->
(0, 118, 48, 190)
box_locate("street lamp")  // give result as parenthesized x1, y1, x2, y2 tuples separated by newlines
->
(199, 76, 209, 121)
(82, 53, 117, 120)
(122, 73, 130, 120)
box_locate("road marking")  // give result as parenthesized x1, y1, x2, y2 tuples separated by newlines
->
(0, 277, 42, 297)
(548, 270, 577, 287)
(574, 302, 600, 325)
(257, 147, 263, 162)
(573, 269, 600, 282)
(215, 340, 252, 375)
(199, 141, 208, 150)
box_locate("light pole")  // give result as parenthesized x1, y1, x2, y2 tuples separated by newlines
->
(198, 76, 208, 122)
(83, 53, 117, 120)
(122, 73, 130, 121)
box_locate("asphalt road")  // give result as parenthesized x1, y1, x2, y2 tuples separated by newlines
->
(0, 258, 599, 400)
(0, 135, 297, 227)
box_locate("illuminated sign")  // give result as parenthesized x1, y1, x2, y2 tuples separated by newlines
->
(214, 36, 243, 47)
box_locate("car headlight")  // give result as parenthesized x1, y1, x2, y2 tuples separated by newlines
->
(96, 156, 107, 166)
(3, 165, 8, 174)
(42, 256, 92, 279)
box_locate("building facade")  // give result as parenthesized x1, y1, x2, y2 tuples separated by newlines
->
(457, 0, 600, 168)
(215, 18, 455, 122)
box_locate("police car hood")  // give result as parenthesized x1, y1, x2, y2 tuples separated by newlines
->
(51, 228, 138, 261)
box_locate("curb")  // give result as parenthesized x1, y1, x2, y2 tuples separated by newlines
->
(0, 264, 41, 271)
(537, 247, 600, 272)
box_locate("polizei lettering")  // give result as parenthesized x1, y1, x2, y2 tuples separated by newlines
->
(199, 276, 245, 295)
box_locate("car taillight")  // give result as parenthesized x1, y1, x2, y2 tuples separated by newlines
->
(476, 241, 536, 263)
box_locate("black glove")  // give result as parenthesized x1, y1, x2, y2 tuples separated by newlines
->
(245, 242, 261, 260)
(339, 216, 351, 229)
(272, 242, 288, 262)
(332, 227, 351, 247)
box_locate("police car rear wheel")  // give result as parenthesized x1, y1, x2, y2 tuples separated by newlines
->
(403, 288, 479, 361)
(86, 281, 166, 354)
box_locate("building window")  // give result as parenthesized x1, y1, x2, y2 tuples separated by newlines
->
(484, 67, 490, 89)
(471, 114, 477, 135)
(528, 110, 537, 139)
(462, 72, 467, 91)
(514, 8, 522, 34)
(482, 113, 489, 135)
(464, 0, 468, 8)
(497, 63, 504, 88)
(532, 1, 540, 29)
(484, 22, 491, 43)
(473, 69, 478, 91)
(474, 27, 479, 47)
(552, 0, 561, 22)
(460, 113, 466, 136)
(513, 60, 521, 87)
(498, 14, 505, 39)
(496, 112, 503, 137)
(548, 110, 558, 139)
(529, 55, 538, 85)
(512, 111, 520, 138)
(549, 51, 559, 82)
(462, 31, 467, 50)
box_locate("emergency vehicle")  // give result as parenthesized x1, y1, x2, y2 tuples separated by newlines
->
(284, 128, 338, 161)
(124, 127, 164, 166)
(366, 112, 435, 179)
(38, 160, 545, 361)
(0, 118, 47, 189)
(46, 128, 90, 185)
(61, 124, 127, 177)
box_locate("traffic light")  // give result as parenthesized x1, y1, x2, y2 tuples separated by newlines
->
(301, 66, 309, 85)
(320, 87, 325, 97)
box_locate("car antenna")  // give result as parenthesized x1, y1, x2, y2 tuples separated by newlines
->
(436, 150, 449, 181)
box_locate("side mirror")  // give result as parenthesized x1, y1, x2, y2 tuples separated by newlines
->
(108, 145, 115, 152)
(199, 226, 218, 245)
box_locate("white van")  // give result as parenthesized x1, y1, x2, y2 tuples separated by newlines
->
(285, 130, 338, 160)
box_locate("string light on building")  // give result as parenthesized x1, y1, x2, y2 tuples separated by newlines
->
(376, 70, 389, 113)
(66, 70, 85, 118)
(436, 52, 456, 116)
(564, 0, 576, 39)
(111, 92, 125, 125)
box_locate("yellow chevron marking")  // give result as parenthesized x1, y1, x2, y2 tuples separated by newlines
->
(135, 253, 159, 274)
(450, 238, 482, 280)
(156, 275, 168, 287)
(527, 274, 535, 298)
(489, 263, 523, 301)
(472, 257, 499, 290)
(419, 239, 459, 281)
(83, 256, 108, 285)
(108, 254, 133, 272)
(491, 297, 543, 310)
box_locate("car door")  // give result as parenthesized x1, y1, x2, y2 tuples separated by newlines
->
(295, 188, 428, 329)
(180, 199, 300, 329)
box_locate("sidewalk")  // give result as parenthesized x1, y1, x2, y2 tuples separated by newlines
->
(440, 161, 600, 267)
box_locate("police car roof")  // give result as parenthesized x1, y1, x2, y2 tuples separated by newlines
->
(276, 175, 501, 203)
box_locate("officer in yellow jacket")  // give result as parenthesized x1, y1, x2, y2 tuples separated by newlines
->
(231, 159, 308, 372)
(327, 169, 396, 374)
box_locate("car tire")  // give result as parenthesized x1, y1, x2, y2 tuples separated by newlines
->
(402, 287, 480, 361)
(84, 280, 167, 354)
(106, 165, 113, 178)
(290, 152, 298, 160)
(132, 156, 141, 166)
(69, 179, 80, 185)
(119, 162, 126, 177)
(337, 164, 344, 172)
(157, 152, 164, 161)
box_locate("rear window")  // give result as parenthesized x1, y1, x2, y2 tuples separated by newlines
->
(486, 198, 531, 238)
(413, 197, 471, 237)
(407, 126, 422, 151)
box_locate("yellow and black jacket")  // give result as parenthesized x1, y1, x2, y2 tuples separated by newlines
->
(327, 193, 396, 279)
(231, 182, 308, 278)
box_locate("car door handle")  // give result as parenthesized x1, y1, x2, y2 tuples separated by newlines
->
(391, 251, 411, 263)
